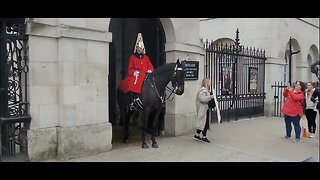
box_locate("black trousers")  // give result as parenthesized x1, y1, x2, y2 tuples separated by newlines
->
(197, 110, 210, 136)
(305, 109, 317, 134)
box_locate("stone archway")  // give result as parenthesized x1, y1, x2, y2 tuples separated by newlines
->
(307, 44, 319, 81)
(107, 18, 171, 143)
(158, 18, 176, 44)
(213, 37, 236, 45)
(285, 38, 302, 82)
(107, 18, 202, 138)
(308, 44, 319, 60)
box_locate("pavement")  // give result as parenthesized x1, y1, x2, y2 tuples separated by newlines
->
(46, 116, 319, 162)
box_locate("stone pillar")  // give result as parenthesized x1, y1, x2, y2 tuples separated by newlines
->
(264, 59, 286, 116)
(26, 18, 112, 161)
(165, 49, 204, 136)
(162, 18, 204, 136)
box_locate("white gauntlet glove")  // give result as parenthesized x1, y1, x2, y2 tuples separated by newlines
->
(133, 70, 139, 85)
(133, 70, 140, 77)
(147, 70, 152, 73)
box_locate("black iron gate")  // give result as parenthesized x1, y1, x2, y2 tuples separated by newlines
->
(204, 29, 266, 122)
(0, 18, 30, 161)
(271, 81, 288, 117)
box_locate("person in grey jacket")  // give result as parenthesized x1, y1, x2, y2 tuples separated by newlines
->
(194, 78, 215, 143)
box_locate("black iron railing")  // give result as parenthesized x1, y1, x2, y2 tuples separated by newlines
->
(0, 18, 30, 162)
(203, 29, 266, 122)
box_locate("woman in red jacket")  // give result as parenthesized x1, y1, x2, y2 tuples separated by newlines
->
(118, 33, 154, 110)
(281, 81, 305, 142)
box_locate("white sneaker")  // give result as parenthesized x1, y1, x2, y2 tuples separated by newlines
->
(292, 139, 301, 143)
(309, 133, 315, 138)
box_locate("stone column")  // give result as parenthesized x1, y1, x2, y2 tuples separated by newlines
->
(162, 18, 204, 136)
(26, 18, 112, 161)
(165, 48, 205, 136)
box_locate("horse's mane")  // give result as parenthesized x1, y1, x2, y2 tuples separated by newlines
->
(153, 63, 176, 76)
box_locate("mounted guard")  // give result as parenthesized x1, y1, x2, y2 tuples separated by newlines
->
(118, 33, 154, 111)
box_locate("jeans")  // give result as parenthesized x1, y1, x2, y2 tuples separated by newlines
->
(284, 115, 301, 140)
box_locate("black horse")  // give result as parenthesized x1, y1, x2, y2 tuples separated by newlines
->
(117, 59, 185, 148)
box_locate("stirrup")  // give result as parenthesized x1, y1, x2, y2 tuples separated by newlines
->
(128, 102, 138, 111)
(134, 98, 143, 110)
(128, 99, 143, 111)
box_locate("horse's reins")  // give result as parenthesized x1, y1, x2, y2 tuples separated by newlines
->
(148, 63, 184, 103)
(165, 86, 176, 101)
(165, 64, 184, 101)
(149, 77, 165, 104)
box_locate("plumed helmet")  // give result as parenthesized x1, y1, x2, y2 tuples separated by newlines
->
(134, 33, 146, 54)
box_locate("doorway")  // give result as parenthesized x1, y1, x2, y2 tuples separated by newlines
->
(108, 18, 166, 143)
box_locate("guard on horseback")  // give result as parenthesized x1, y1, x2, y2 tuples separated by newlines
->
(118, 33, 154, 111)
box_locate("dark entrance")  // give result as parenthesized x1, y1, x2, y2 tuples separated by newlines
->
(0, 18, 30, 161)
(204, 29, 266, 122)
(108, 18, 166, 142)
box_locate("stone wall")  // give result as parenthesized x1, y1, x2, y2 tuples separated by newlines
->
(26, 18, 112, 161)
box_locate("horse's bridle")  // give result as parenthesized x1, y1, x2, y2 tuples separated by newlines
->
(149, 63, 185, 103)
(166, 64, 184, 101)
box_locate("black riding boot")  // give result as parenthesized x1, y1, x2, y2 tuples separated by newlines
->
(128, 92, 143, 111)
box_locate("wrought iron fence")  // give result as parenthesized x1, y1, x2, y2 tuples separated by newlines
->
(0, 18, 30, 161)
(204, 29, 266, 122)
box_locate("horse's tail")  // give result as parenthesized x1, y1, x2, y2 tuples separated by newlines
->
(117, 88, 128, 126)
(117, 88, 125, 108)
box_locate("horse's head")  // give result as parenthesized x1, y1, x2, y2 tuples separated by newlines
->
(171, 59, 185, 95)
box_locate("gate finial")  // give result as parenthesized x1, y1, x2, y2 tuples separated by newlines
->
(235, 28, 240, 47)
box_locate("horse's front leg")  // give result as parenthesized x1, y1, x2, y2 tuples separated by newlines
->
(141, 127, 148, 148)
(151, 109, 162, 148)
(141, 110, 149, 148)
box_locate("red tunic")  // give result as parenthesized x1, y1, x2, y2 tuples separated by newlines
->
(118, 54, 154, 94)
(281, 89, 304, 117)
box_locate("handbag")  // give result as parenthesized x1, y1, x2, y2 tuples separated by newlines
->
(208, 91, 216, 109)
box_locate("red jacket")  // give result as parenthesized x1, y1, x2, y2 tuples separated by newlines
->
(118, 54, 154, 94)
(281, 89, 304, 117)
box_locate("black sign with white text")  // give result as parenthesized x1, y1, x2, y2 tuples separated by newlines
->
(184, 61, 199, 80)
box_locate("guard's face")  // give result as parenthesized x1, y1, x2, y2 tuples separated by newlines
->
(137, 47, 144, 54)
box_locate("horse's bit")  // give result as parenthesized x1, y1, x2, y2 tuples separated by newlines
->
(165, 64, 184, 101)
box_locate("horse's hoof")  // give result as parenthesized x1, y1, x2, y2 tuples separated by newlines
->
(152, 143, 159, 148)
(142, 143, 149, 148)
(124, 139, 129, 143)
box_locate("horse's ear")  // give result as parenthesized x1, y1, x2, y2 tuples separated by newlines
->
(176, 59, 180, 64)
(181, 60, 186, 68)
